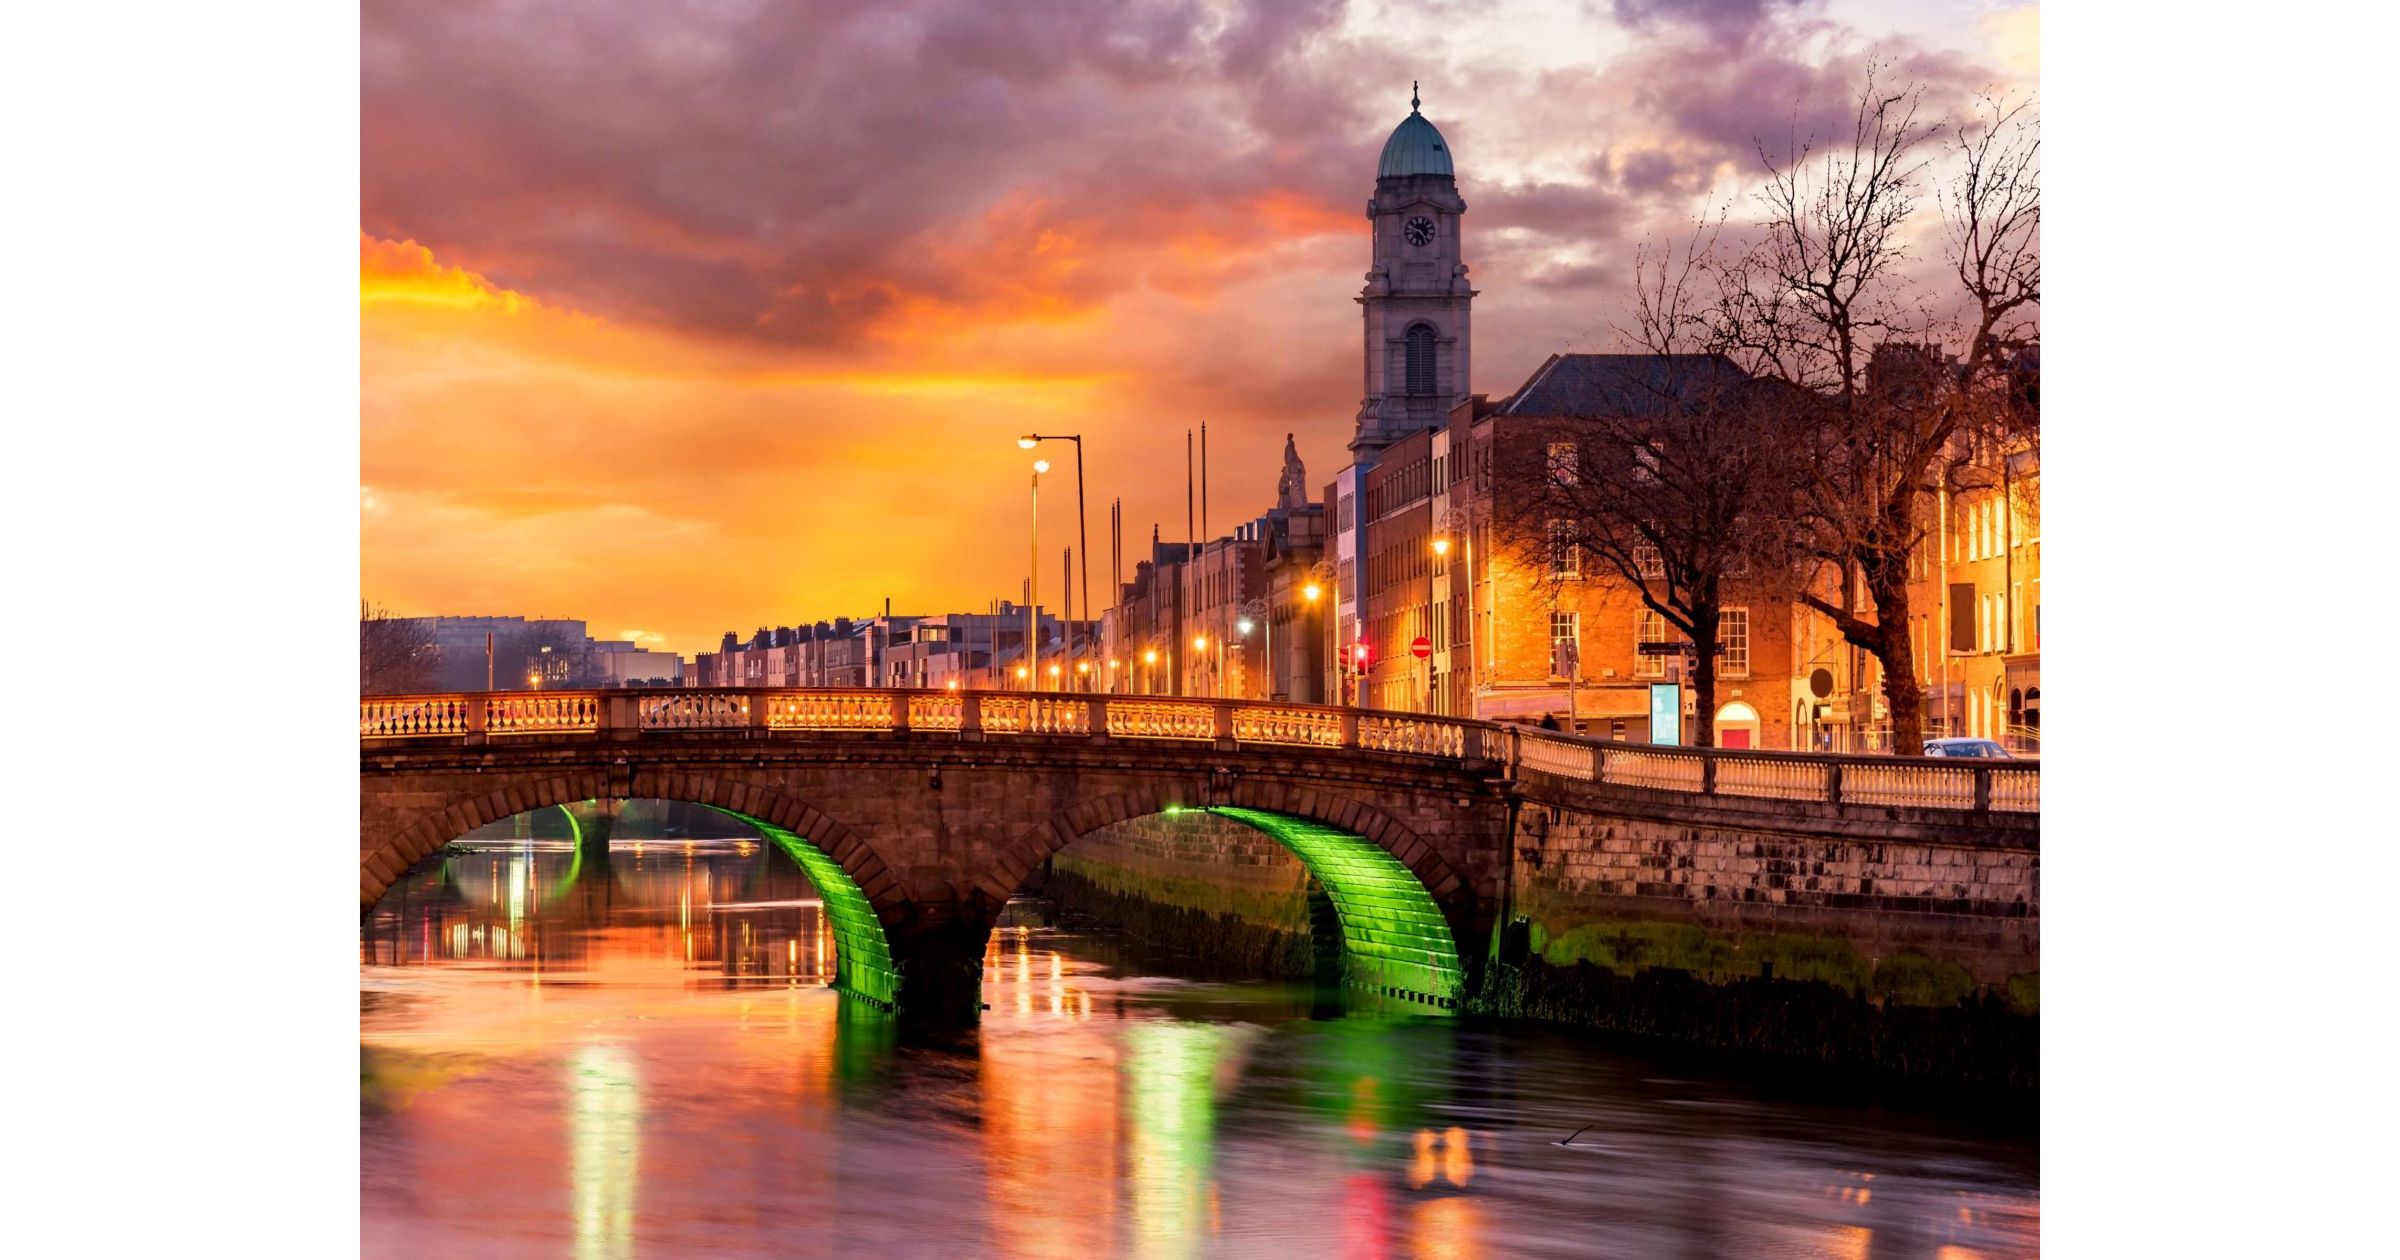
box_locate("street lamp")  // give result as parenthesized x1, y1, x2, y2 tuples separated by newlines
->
(1307, 558, 1337, 707)
(1425, 534, 1452, 714)
(1018, 433, 1090, 687)
(1029, 457, 1050, 692)
(1142, 646, 1159, 694)
(1238, 596, 1268, 699)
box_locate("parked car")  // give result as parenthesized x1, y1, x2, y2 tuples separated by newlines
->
(1922, 737, 2014, 759)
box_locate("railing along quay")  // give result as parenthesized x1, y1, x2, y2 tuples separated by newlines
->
(362, 688, 2037, 815)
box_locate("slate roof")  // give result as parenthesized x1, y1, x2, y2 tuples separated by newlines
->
(1495, 353, 1753, 417)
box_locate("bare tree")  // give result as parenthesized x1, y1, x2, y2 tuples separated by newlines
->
(497, 622, 596, 690)
(1492, 226, 1796, 746)
(360, 601, 439, 696)
(1700, 72, 2039, 751)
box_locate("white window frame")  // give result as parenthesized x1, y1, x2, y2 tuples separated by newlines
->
(1632, 542, 1665, 579)
(1546, 518, 1581, 579)
(1637, 609, 1669, 678)
(1546, 441, 1579, 488)
(1550, 611, 1580, 678)
(1717, 607, 1750, 678)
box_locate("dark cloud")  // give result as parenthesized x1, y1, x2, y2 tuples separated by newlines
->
(1607, 0, 1810, 46)
(364, 0, 2003, 356)
(364, 0, 1386, 348)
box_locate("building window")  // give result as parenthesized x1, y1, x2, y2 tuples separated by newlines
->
(1633, 443, 1662, 484)
(1550, 611, 1580, 678)
(1637, 609, 1669, 678)
(1633, 542, 1664, 579)
(1405, 324, 1437, 395)
(1546, 518, 1581, 579)
(1718, 607, 1750, 677)
(1546, 441, 1579, 487)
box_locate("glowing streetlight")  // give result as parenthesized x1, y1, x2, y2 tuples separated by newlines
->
(1019, 432, 1092, 689)
(1304, 582, 1322, 603)
(1422, 535, 1453, 714)
(1193, 634, 1208, 651)
(1237, 617, 1254, 636)
(945, 679, 959, 691)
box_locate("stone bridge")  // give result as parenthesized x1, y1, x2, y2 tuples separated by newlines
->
(362, 688, 2039, 1030)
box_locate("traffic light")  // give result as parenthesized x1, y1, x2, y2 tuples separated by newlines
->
(1350, 642, 1371, 671)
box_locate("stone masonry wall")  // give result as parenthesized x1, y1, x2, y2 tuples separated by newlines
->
(1049, 811, 1313, 933)
(1513, 806, 2036, 992)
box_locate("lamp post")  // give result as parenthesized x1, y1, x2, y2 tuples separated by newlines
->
(1143, 647, 1159, 695)
(1300, 579, 1323, 705)
(1306, 559, 1335, 707)
(1029, 457, 1049, 690)
(1437, 504, 1471, 717)
(1019, 434, 1088, 685)
(1238, 596, 1268, 699)
(1428, 534, 1451, 714)
(1192, 632, 1212, 697)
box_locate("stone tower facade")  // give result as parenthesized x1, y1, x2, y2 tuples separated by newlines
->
(1353, 87, 1475, 462)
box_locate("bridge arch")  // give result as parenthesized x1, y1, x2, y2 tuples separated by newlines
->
(1000, 778, 1471, 1008)
(363, 774, 911, 1011)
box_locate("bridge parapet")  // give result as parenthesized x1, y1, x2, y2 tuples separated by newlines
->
(1504, 728, 2037, 817)
(363, 689, 2035, 819)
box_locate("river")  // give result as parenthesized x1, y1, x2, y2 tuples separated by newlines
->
(362, 833, 2038, 1258)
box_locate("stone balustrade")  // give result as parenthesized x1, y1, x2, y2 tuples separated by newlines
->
(361, 688, 2037, 816)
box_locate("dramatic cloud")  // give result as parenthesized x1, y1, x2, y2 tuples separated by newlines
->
(363, 0, 2033, 654)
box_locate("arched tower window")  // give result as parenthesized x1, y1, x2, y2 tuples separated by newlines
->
(1404, 324, 1437, 395)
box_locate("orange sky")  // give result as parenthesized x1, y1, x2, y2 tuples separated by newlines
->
(363, 0, 2035, 656)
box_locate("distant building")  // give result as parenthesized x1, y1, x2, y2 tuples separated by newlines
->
(690, 604, 1086, 692)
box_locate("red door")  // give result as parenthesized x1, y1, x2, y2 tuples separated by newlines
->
(1721, 729, 1751, 749)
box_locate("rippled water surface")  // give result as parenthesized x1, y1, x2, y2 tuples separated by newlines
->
(362, 837, 2038, 1258)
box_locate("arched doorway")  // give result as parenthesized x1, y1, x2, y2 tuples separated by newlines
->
(1714, 701, 1761, 749)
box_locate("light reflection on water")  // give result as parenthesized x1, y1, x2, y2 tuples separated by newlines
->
(363, 838, 2038, 1259)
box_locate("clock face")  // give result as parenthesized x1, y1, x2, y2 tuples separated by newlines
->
(1404, 215, 1436, 247)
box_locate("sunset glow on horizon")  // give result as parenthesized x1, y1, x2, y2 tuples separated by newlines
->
(363, 0, 2036, 655)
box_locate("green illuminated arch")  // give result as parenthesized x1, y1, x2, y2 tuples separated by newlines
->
(708, 807, 901, 1011)
(552, 804, 587, 897)
(439, 803, 590, 903)
(1198, 805, 1465, 1010)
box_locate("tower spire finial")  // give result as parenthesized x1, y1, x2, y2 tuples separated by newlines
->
(1411, 80, 1420, 113)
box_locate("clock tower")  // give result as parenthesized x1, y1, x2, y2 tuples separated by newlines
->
(1354, 84, 1475, 461)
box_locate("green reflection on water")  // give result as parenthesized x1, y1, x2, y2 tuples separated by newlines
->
(1125, 1022, 1228, 1258)
(570, 1042, 640, 1260)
